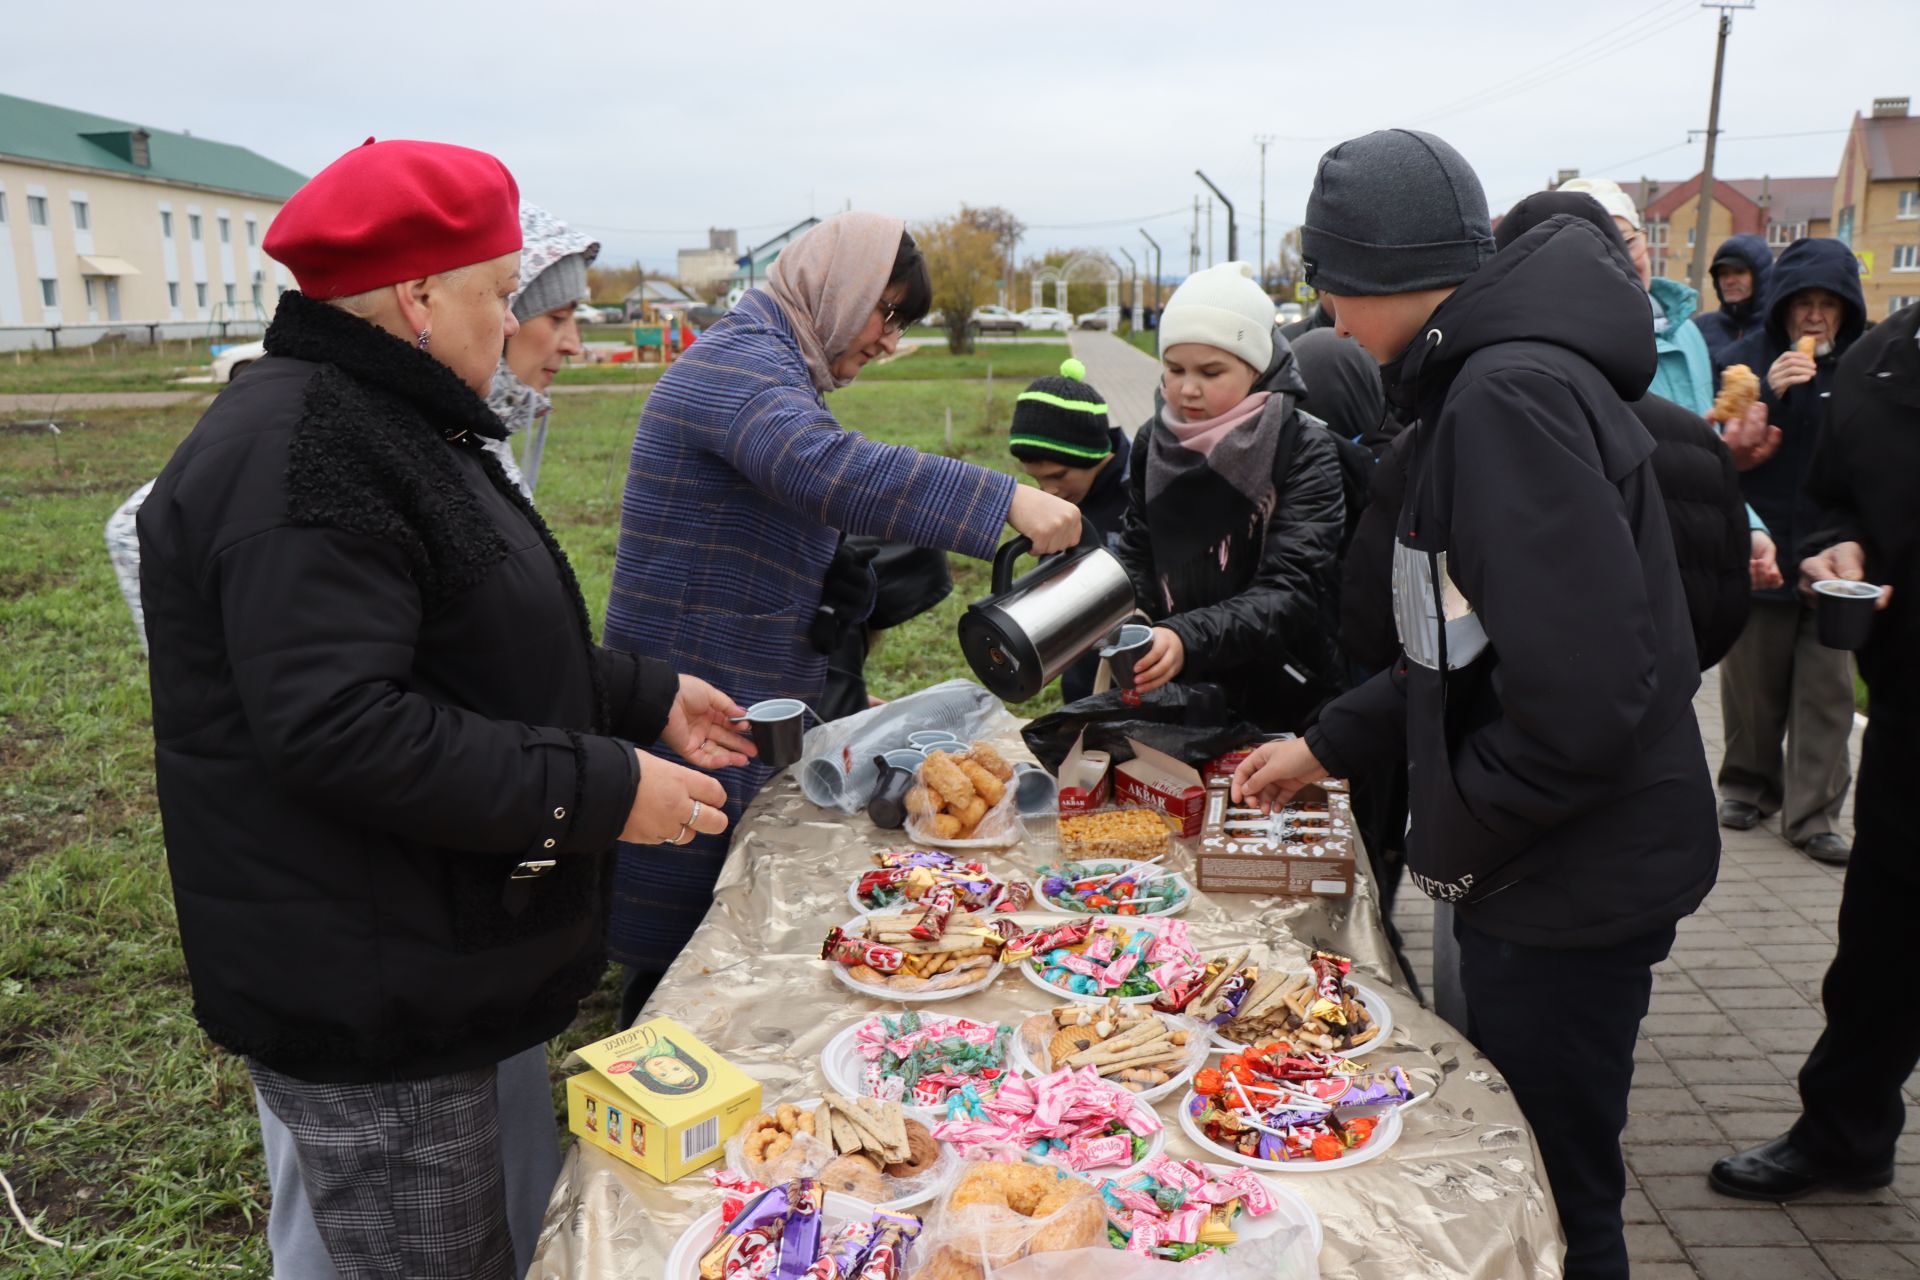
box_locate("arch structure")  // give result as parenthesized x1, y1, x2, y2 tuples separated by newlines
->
(1031, 255, 1120, 316)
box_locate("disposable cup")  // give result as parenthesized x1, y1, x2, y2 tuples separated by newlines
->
(1101, 623, 1153, 692)
(741, 698, 811, 769)
(1813, 579, 1880, 651)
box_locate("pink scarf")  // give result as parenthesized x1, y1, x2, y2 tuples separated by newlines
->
(766, 212, 904, 396)
(1161, 391, 1272, 457)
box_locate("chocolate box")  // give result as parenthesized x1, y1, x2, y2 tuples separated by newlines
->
(564, 1015, 761, 1182)
(1113, 739, 1207, 838)
(1194, 779, 1357, 896)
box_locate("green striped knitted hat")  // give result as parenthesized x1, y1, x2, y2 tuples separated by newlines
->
(1009, 358, 1112, 467)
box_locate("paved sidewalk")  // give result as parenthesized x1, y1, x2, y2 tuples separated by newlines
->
(1391, 680, 1918, 1278)
(1068, 328, 1160, 437)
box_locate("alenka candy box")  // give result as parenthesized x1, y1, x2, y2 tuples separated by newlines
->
(565, 1015, 762, 1182)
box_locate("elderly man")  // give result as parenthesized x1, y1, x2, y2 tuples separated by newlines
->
(1714, 238, 1867, 865)
(138, 139, 751, 1280)
(1694, 234, 1775, 370)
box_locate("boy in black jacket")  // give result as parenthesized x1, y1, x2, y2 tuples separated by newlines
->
(1233, 129, 1717, 1280)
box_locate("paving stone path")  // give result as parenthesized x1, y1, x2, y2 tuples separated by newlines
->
(1068, 328, 1160, 437)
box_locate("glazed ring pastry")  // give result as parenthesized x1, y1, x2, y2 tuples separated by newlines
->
(882, 1119, 941, 1179)
(819, 1154, 889, 1203)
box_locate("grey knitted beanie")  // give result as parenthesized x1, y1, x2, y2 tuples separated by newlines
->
(1300, 129, 1495, 296)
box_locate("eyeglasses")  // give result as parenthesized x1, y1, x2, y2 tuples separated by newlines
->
(877, 299, 907, 336)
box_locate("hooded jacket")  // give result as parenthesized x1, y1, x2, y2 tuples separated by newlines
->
(137, 293, 680, 1082)
(1304, 214, 1718, 948)
(1722, 237, 1868, 603)
(1693, 234, 1775, 369)
(1647, 275, 1715, 417)
(1114, 339, 1347, 731)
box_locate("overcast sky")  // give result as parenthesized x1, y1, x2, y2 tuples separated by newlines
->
(5, 1, 1910, 277)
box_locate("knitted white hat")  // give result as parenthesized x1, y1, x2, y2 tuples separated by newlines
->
(1158, 261, 1274, 372)
(1555, 177, 1641, 231)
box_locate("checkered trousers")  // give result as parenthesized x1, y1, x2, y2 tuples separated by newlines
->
(248, 1059, 515, 1280)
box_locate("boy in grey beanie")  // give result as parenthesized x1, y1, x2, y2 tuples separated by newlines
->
(1234, 129, 1715, 1280)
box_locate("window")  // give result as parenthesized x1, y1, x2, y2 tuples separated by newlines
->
(1767, 221, 1807, 248)
(246, 220, 257, 247)
(84, 278, 96, 307)
(160, 209, 172, 237)
(188, 213, 201, 240)
(1686, 226, 1696, 247)
(27, 194, 48, 225)
(1890, 295, 1919, 317)
(40, 278, 57, 305)
(251, 282, 263, 311)
(218, 216, 229, 244)
(1894, 244, 1920, 272)
(0, 191, 7, 222)
(195, 282, 207, 307)
(1647, 219, 1668, 248)
(167, 281, 179, 307)
(1900, 190, 1919, 219)
(223, 283, 235, 306)
(71, 200, 89, 230)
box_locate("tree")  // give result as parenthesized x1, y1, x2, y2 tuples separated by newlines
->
(1263, 227, 1308, 304)
(915, 214, 1003, 354)
(960, 205, 1025, 307)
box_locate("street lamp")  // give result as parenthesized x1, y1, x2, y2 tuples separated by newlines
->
(1195, 170, 1237, 263)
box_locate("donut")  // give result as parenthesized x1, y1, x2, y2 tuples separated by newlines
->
(882, 1119, 940, 1179)
(819, 1154, 888, 1203)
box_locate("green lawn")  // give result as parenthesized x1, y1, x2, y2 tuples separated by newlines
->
(0, 338, 233, 395)
(0, 378, 1045, 1273)
(1127, 328, 1158, 358)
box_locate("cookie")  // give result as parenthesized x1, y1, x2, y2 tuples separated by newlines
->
(881, 1119, 940, 1179)
(819, 1154, 889, 1203)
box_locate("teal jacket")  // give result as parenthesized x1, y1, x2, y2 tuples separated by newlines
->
(1646, 277, 1714, 417)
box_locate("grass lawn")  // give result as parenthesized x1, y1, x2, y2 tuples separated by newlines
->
(0, 378, 1047, 1273)
(0, 339, 232, 396)
(1126, 328, 1157, 358)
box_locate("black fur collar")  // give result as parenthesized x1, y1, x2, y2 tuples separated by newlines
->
(265, 290, 507, 443)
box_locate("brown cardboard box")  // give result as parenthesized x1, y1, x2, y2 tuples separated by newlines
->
(1113, 739, 1207, 838)
(1055, 731, 1112, 816)
(563, 1016, 762, 1182)
(1194, 779, 1357, 896)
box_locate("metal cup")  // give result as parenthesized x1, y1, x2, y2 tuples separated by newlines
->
(1813, 579, 1881, 651)
(1100, 623, 1154, 692)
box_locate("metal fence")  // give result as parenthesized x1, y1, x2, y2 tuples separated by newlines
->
(0, 319, 266, 353)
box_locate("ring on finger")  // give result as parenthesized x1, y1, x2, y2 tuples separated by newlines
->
(685, 799, 704, 830)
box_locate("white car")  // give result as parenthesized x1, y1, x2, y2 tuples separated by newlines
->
(1075, 306, 1120, 330)
(968, 305, 1026, 334)
(572, 302, 610, 325)
(211, 340, 265, 384)
(1017, 307, 1072, 333)
(1276, 302, 1305, 326)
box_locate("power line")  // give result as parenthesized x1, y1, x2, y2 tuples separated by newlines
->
(1025, 206, 1190, 230)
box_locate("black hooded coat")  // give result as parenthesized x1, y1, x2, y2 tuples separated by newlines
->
(1722, 237, 1868, 603)
(1303, 215, 1718, 948)
(1693, 234, 1775, 369)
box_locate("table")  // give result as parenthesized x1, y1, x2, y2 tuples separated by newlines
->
(528, 723, 1566, 1278)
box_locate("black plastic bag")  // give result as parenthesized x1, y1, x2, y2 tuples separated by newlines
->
(1021, 682, 1267, 774)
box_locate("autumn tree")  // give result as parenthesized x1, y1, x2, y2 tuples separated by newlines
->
(915, 214, 1003, 354)
(960, 205, 1025, 307)
(587, 264, 643, 307)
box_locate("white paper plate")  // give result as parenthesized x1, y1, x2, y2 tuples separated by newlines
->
(826, 915, 1003, 1003)
(1017, 917, 1180, 1006)
(820, 1015, 1020, 1121)
(1208, 981, 1395, 1055)
(665, 1189, 883, 1280)
(844, 875, 1022, 918)
(1132, 1164, 1323, 1257)
(1036, 860, 1192, 918)
(1008, 1009, 1208, 1107)
(1176, 1089, 1404, 1173)
(742, 1095, 959, 1213)
(937, 1084, 1165, 1178)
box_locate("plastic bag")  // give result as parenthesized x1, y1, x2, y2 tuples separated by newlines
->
(799, 679, 1016, 813)
(1010, 1009, 1211, 1106)
(1020, 685, 1267, 775)
(723, 1101, 958, 1212)
(907, 1160, 1318, 1279)
(904, 783, 1025, 850)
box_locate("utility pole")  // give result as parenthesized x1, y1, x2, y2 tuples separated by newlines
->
(1254, 134, 1275, 291)
(1190, 197, 1200, 274)
(1196, 170, 1237, 264)
(1690, 2, 1754, 298)
(1206, 197, 1214, 266)
(1140, 229, 1162, 310)
(1118, 246, 1138, 330)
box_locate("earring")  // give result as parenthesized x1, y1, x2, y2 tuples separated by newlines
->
(416, 328, 431, 350)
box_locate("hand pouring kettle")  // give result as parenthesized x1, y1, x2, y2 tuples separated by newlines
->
(959, 516, 1137, 702)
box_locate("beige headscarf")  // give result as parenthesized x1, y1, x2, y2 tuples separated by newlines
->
(765, 211, 905, 395)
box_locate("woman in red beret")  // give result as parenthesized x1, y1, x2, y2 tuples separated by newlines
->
(137, 139, 753, 1280)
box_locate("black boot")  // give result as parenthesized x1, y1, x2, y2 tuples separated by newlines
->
(1709, 1133, 1894, 1202)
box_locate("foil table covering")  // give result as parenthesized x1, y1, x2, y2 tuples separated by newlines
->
(528, 723, 1566, 1279)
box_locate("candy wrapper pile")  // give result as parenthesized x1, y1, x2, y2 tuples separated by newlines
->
(852, 1011, 1014, 1109)
(1189, 1042, 1413, 1163)
(854, 849, 1031, 914)
(931, 1066, 1161, 1173)
(1204, 948, 1382, 1054)
(1095, 1156, 1279, 1261)
(822, 907, 1016, 995)
(699, 1173, 919, 1279)
(1037, 860, 1188, 915)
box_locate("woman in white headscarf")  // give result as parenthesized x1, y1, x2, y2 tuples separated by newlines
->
(485, 204, 598, 497)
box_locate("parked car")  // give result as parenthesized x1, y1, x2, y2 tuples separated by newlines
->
(919, 310, 944, 330)
(1075, 306, 1120, 331)
(968, 304, 1026, 335)
(211, 340, 265, 384)
(1275, 302, 1305, 326)
(572, 302, 611, 325)
(1017, 307, 1072, 333)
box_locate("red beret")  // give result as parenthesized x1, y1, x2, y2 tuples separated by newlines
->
(264, 139, 522, 299)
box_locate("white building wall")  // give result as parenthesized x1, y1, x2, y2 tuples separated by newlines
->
(0, 177, 21, 324)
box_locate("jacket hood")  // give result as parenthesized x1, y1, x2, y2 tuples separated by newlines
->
(1648, 275, 1700, 330)
(1762, 237, 1866, 352)
(1250, 328, 1310, 400)
(1290, 327, 1388, 444)
(1385, 213, 1656, 410)
(1708, 234, 1773, 319)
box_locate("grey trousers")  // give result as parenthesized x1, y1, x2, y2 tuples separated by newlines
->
(252, 1044, 561, 1280)
(1718, 599, 1854, 845)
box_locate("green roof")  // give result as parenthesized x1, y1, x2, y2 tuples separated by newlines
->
(0, 92, 306, 201)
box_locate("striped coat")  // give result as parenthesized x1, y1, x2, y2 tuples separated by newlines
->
(603, 289, 1016, 969)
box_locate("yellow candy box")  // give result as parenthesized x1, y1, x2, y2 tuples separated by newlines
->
(564, 1015, 761, 1182)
